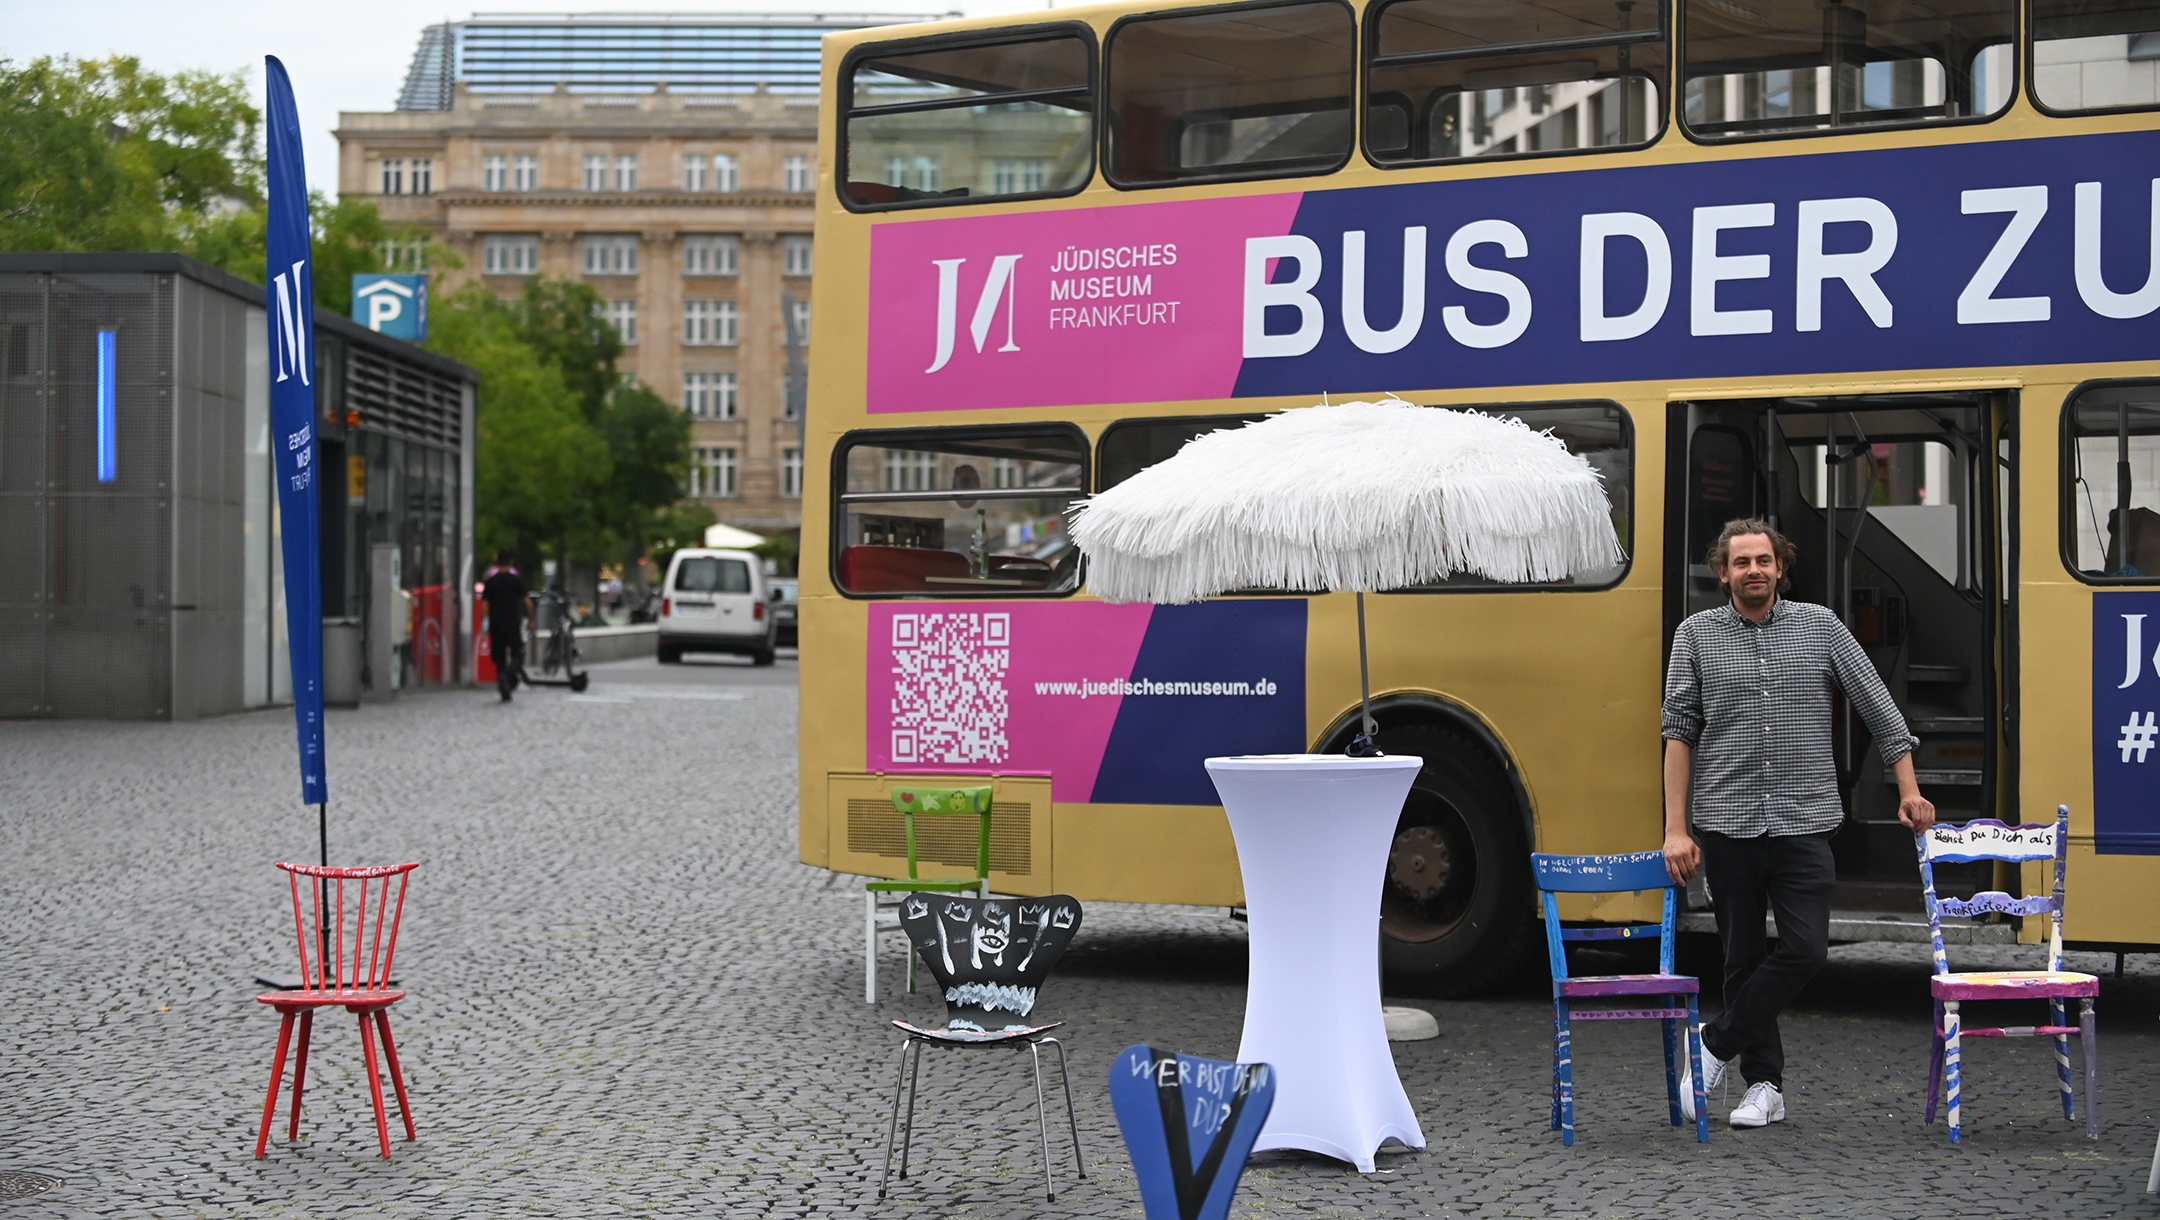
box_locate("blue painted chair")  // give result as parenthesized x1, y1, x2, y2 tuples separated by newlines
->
(1918, 806, 2100, 1143)
(1108, 1045, 1276, 1220)
(1532, 850, 1708, 1146)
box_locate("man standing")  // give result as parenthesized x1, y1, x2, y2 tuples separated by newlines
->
(1663, 519, 1934, 1127)
(480, 549, 533, 703)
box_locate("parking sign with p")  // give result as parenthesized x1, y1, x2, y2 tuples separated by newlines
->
(353, 274, 427, 341)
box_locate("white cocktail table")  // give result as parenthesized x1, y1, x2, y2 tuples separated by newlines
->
(1206, 753, 1426, 1172)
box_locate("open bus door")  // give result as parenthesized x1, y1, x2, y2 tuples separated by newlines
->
(1665, 392, 2015, 936)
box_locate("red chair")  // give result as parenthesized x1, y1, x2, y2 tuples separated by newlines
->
(254, 862, 420, 1159)
(840, 545, 969, 592)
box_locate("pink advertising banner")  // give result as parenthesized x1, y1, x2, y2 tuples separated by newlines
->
(866, 194, 1303, 414)
(868, 602, 1151, 802)
(866, 600, 1309, 805)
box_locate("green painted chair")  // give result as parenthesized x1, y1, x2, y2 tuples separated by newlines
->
(865, 785, 994, 1004)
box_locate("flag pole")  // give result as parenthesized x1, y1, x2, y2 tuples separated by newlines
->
(318, 799, 330, 975)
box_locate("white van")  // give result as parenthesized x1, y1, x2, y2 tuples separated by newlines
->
(657, 548, 779, 665)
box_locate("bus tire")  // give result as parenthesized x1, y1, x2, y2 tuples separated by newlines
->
(658, 644, 682, 664)
(1375, 723, 1534, 998)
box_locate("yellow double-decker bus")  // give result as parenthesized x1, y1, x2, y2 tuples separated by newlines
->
(798, 0, 2160, 992)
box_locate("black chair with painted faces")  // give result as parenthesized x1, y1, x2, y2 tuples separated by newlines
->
(877, 893, 1086, 1203)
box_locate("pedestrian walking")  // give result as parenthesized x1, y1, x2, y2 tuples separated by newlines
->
(480, 549, 533, 703)
(1662, 518, 1935, 1128)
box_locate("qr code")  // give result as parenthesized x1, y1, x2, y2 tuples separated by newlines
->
(889, 612, 1010, 765)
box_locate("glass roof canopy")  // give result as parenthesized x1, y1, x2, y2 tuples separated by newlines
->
(397, 13, 947, 109)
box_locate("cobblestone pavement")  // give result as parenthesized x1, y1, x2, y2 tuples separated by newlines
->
(4, 655, 2157, 1218)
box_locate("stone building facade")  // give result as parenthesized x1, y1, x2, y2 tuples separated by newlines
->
(335, 15, 929, 535)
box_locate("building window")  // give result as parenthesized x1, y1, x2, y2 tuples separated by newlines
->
(782, 447, 804, 499)
(483, 155, 507, 191)
(513, 154, 538, 191)
(583, 235, 640, 276)
(693, 446, 739, 498)
(991, 160, 1048, 194)
(684, 371, 739, 419)
(713, 154, 740, 192)
(784, 154, 811, 193)
(380, 158, 405, 195)
(604, 299, 638, 346)
(584, 154, 607, 191)
(683, 234, 739, 276)
(683, 300, 739, 346)
(885, 155, 942, 192)
(614, 154, 638, 191)
(410, 159, 433, 194)
(482, 234, 539, 275)
(378, 239, 427, 269)
(882, 449, 940, 491)
(684, 156, 706, 191)
(788, 297, 812, 345)
(782, 235, 814, 277)
(993, 457, 1020, 488)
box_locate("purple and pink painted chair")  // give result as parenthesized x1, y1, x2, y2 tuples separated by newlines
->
(1918, 807, 2099, 1143)
(1533, 850, 1709, 1146)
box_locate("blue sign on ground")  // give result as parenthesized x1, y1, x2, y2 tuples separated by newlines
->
(353, 274, 427, 341)
(1109, 1045, 1276, 1220)
(2094, 591, 2160, 854)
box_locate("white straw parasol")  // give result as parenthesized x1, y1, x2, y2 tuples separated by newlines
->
(1070, 398, 1624, 753)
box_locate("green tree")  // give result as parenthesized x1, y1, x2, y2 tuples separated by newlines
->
(426, 283, 610, 561)
(596, 381, 695, 559)
(0, 55, 443, 315)
(498, 278, 690, 577)
(0, 56, 691, 592)
(0, 55, 259, 253)
(513, 277, 624, 422)
(427, 277, 691, 585)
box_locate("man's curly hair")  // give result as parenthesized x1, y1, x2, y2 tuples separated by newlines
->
(1708, 518, 1797, 593)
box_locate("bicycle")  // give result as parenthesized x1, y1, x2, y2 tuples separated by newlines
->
(526, 588, 590, 692)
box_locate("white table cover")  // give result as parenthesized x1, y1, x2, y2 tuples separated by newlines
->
(1207, 753, 1427, 1172)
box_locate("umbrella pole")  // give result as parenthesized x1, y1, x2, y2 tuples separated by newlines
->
(1349, 593, 1382, 756)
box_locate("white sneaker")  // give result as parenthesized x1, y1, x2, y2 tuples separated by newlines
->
(1728, 1081, 1785, 1127)
(1677, 1051, 1730, 1121)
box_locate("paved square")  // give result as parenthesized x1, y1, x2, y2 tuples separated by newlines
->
(3, 656, 2155, 1217)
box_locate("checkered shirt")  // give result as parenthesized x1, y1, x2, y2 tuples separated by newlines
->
(1661, 598, 1918, 837)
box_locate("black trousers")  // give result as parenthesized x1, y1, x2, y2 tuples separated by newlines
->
(489, 633, 525, 696)
(1697, 829, 1836, 1089)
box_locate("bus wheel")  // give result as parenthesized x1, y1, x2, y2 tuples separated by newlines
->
(1375, 723, 1532, 998)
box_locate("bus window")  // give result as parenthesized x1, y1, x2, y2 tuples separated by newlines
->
(841, 29, 1095, 210)
(2063, 383, 2160, 582)
(2031, 0, 2160, 113)
(1106, 0, 1356, 187)
(1096, 413, 1272, 490)
(1365, 0, 1667, 165)
(834, 425, 1088, 595)
(1680, 0, 2015, 138)
(1400, 401, 1634, 590)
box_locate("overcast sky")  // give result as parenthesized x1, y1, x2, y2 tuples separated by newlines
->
(5, 0, 1047, 199)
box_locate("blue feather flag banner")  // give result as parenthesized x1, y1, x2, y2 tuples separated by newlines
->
(265, 56, 327, 806)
